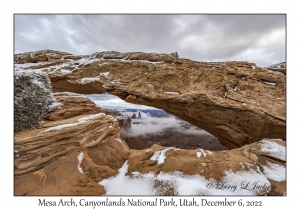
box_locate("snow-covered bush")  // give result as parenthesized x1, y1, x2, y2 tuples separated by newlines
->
(14, 69, 59, 132)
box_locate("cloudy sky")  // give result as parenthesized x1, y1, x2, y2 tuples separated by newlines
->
(14, 14, 285, 67)
(85, 93, 159, 110)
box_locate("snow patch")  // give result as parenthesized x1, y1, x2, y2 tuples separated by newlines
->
(224, 92, 227, 99)
(239, 163, 244, 169)
(59, 69, 72, 75)
(42, 113, 105, 132)
(78, 113, 105, 124)
(77, 152, 85, 174)
(259, 140, 286, 161)
(264, 82, 276, 86)
(100, 72, 110, 77)
(165, 92, 179, 95)
(262, 162, 286, 182)
(99, 161, 273, 195)
(150, 147, 174, 164)
(199, 149, 207, 158)
(131, 172, 140, 175)
(48, 102, 62, 112)
(81, 77, 99, 84)
(197, 152, 202, 158)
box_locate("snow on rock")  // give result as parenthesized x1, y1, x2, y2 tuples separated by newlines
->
(239, 163, 245, 169)
(150, 147, 174, 164)
(100, 72, 110, 77)
(196, 152, 202, 158)
(42, 113, 105, 132)
(77, 113, 105, 124)
(99, 160, 157, 195)
(59, 69, 72, 75)
(262, 162, 286, 182)
(264, 81, 276, 86)
(99, 161, 273, 195)
(165, 92, 179, 95)
(258, 139, 286, 161)
(224, 91, 227, 99)
(77, 152, 85, 174)
(14, 62, 48, 69)
(206, 150, 213, 155)
(81, 77, 99, 84)
(198, 149, 207, 158)
(131, 172, 140, 175)
(48, 102, 63, 112)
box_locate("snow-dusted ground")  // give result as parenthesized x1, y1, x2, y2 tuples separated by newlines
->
(98, 138, 286, 196)
(99, 157, 283, 195)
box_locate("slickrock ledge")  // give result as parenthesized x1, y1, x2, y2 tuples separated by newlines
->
(14, 112, 129, 175)
(15, 50, 286, 148)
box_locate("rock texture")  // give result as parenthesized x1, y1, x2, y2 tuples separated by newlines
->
(46, 92, 101, 121)
(123, 139, 285, 196)
(266, 62, 286, 75)
(14, 50, 286, 148)
(14, 94, 130, 195)
(14, 93, 285, 196)
(14, 112, 128, 175)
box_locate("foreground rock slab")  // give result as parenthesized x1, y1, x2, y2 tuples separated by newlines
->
(15, 50, 286, 148)
(119, 139, 285, 195)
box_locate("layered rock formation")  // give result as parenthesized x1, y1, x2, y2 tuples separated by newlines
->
(14, 94, 286, 195)
(14, 50, 286, 196)
(14, 50, 286, 148)
(266, 62, 286, 75)
(14, 94, 129, 195)
(14, 93, 286, 196)
(46, 92, 101, 121)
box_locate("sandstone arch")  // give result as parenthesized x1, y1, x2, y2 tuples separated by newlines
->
(15, 50, 286, 149)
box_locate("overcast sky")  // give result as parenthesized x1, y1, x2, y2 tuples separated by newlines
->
(14, 14, 285, 67)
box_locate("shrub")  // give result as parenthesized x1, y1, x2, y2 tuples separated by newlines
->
(170, 52, 179, 58)
(14, 69, 59, 132)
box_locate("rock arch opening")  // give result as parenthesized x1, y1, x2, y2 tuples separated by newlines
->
(43, 50, 286, 150)
(84, 93, 228, 151)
